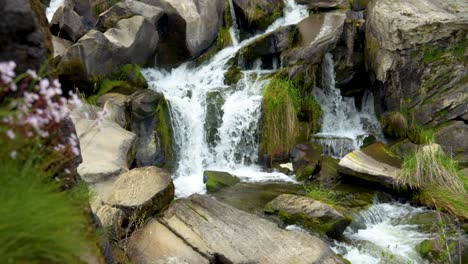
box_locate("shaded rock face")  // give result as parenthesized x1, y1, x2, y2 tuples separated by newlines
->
(365, 0, 468, 160)
(155, 194, 343, 264)
(50, 6, 87, 42)
(52, 36, 73, 64)
(0, 0, 53, 74)
(338, 142, 402, 188)
(233, 0, 284, 34)
(265, 194, 351, 238)
(435, 121, 468, 166)
(290, 142, 323, 181)
(283, 12, 346, 66)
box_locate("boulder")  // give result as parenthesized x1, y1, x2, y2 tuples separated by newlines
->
(365, 0, 468, 154)
(96, 0, 164, 31)
(0, 0, 53, 74)
(52, 36, 73, 64)
(233, 0, 284, 33)
(97, 93, 129, 128)
(283, 13, 346, 66)
(72, 113, 136, 183)
(95, 205, 127, 237)
(435, 121, 468, 166)
(129, 90, 172, 167)
(50, 6, 87, 42)
(58, 16, 158, 82)
(104, 166, 175, 218)
(203, 171, 240, 193)
(338, 142, 402, 188)
(158, 194, 344, 263)
(290, 142, 323, 181)
(295, 0, 344, 9)
(265, 194, 350, 238)
(315, 155, 340, 186)
(127, 219, 209, 264)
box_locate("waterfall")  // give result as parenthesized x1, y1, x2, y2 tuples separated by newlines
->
(312, 53, 383, 158)
(143, 0, 308, 197)
(46, 0, 66, 21)
(332, 201, 430, 264)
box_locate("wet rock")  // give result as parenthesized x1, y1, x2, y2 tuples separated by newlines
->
(96, 0, 164, 31)
(203, 171, 240, 193)
(50, 6, 87, 42)
(295, 0, 344, 9)
(127, 219, 209, 264)
(159, 194, 344, 263)
(283, 13, 346, 66)
(204, 91, 224, 148)
(0, 0, 53, 74)
(290, 142, 323, 181)
(104, 166, 175, 219)
(233, 0, 284, 33)
(338, 142, 402, 188)
(265, 194, 351, 238)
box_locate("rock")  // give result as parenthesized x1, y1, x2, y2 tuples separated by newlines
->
(350, 0, 369, 11)
(95, 205, 127, 237)
(105, 166, 175, 218)
(435, 121, 468, 166)
(365, 0, 468, 152)
(233, 0, 284, 33)
(203, 171, 240, 193)
(52, 36, 73, 64)
(127, 219, 209, 264)
(71, 0, 96, 26)
(58, 16, 158, 83)
(390, 139, 418, 158)
(416, 238, 468, 264)
(96, 93, 129, 128)
(265, 194, 350, 238)
(129, 90, 172, 167)
(283, 13, 346, 66)
(96, 0, 164, 31)
(72, 113, 137, 183)
(0, 0, 53, 74)
(290, 142, 323, 181)
(338, 142, 402, 188)
(204, 91, 224, 148)
(159, 194, 344, 263)
(295, 0, 344, 9)
(315, 155, 340, 186)
(50, 6, 87, 42)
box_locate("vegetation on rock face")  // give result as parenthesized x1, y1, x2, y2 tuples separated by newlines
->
(155, 97, 174, 171)
(304, 185, 340, 207)
(381, 111, 408, 139)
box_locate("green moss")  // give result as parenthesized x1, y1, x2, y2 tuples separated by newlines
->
(216, 27, 232, 50)
(204, 171, 240, 193)
(255, 7, 283, 29)
(259, 76, 301, 159)
(87, 79, 129, 104)
(274, 209, 345, 237)
(112, 64, 147, 89)
(224, 64, 242, 85)
(155, 98, 174, 171)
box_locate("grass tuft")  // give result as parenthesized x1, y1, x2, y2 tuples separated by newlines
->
(381, 111, 408, 138)
(304, 185, 340, 207)
(408, 123, 435, 144)
(396, 144, 465, 194)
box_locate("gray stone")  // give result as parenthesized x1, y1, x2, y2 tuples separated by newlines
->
(159, 194, 344, 263)
(290, 142, 323, 181)
(265, 194, 351, 238)
(435, 121, 468, 165)
(95, 205, 127, 237)
(51, 6, 87, 42)
(295, 0, 344, 9)
(105, 166, 175, 218)
(52, 36, 73, 64)
(97, 93, 129, 128)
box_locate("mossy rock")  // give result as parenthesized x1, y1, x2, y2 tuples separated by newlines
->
(112, 64, 148, 89)
(416, 239, 440, 260)
(203, 171, 240, 193)
(204, 91, 225, 148)
(290, 143, 323, 182)
(314, 155, 339, 186)
(360, 142, 402, 168)
(224, 65, 242, 85)
(154, 97, 174, 171)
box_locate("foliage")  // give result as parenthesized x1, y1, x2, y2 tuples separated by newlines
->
(397, 144, 465, 194)
(260, 76, 300, 158)
(216, 27, 232, 50)
(381, 111, 408, 138)
(408, 123, 434, 144)
(304, 185, 341, 207)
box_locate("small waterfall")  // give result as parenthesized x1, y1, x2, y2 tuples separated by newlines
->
(46, 0, 66, 21)
(312, 53, 383, 158)
(333, 201, 430, 264)
(143, 0, 308, 197)
(228, 0, 240, 45)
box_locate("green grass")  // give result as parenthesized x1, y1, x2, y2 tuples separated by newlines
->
(260, 76, 300, 158)
(304, 185, 340, 207)
(397, 144, 465, 194)
(0, 151, 94, 263)
(381, 111, 408, 138)
(408, 124, 435, 144)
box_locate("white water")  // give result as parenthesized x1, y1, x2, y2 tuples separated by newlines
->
(143, 0, 308, 197)
(332, 201, 430, 264)
(312, 53, 383, 158)
(46, 0, 66, 21)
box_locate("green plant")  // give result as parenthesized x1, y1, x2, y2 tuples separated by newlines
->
(381, 111, 408, 138)
(408, 123, 435, 144)
(397, 144, 465, 194)
(216, 27, 232, 50)
(304, 185, 340, 207)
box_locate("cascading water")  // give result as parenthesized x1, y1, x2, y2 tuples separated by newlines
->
(332, 201, 430, 264)
(143, 0, 308, 197)
(312, 53, 383, 158)
(46, 0, 66, 21)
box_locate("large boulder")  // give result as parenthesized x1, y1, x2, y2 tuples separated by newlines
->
(295, 0, 345, 9)
(58, 15, 158, 83)
(50, 6, 87, 42)
(338, 142, 402, 188)
(265, 194, 351, 238)
(152, 194, 344, 263)
(233, 0, 284, 33)
(290, 142, 323, 181)
(283, 12, 346, 66)
(365, 0, 468, 160)
(0, 0, 53, 74)
(104, 166, 175, 218)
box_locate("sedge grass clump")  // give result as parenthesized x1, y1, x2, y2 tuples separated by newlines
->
(396, 144, 465, 194)
(304, 185, 340, 207)
(381, 111, 408, 138)
(408, 123, 435, 144)
(260, 76, 300, 158)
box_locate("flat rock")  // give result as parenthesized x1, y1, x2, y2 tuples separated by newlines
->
(338, 142, 402, 188)
(265, 194, 350, 238)
(159, 194, 344, 263)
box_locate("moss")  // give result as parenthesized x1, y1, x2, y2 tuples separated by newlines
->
(112, 64, 147, 89)
(216, 27, 232, 50)
(224, 64, 242, 85)
(93, 0, 120, 17)
(274, 209, 346, 237)
(416, 239, 439, 260)
(87, 79, 130, 104)
(155, 98, 174, 171)
(259, 76, 301, 160)
(255, 7, 283, 30)
(204, 171, 240, 193)
(295, 165, 317, 182)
